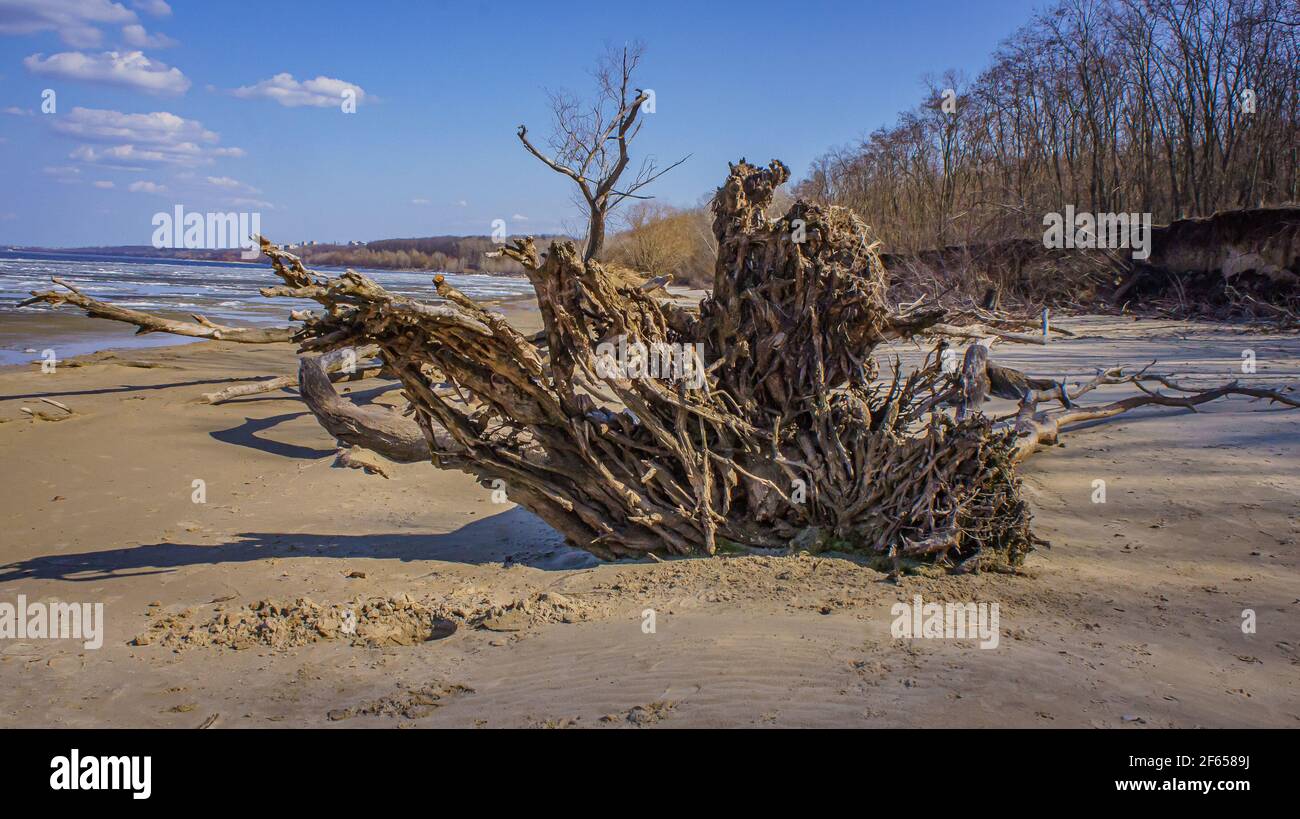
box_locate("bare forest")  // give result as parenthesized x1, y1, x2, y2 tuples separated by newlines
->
(612, 0, 1299, 293)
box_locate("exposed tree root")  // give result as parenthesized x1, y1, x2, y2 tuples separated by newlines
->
(254, 161, 1049, 565)
(253, 161, 1295, 568)
(21, 162, 1297, 571)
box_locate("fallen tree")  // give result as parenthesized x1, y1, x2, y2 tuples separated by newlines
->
(19, 160, 1296, 569)
(20, 277, 296, 344)
(20, 278, 386, 405)
(250, 159, 1298, 569)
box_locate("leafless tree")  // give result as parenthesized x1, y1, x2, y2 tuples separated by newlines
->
(797, 0, 1300, 253)
(516, 42, 688, 262)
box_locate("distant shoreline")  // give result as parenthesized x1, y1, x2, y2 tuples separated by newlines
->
(0, 253, 538, 366)
(4, 234, 568, 276)
(1, 249, 267, 270)
(0, 248, 536, 278)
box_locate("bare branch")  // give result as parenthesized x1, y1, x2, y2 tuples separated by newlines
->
(20, 278, 295, 344)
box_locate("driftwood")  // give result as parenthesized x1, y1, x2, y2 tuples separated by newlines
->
(925, 321, 1046, 345)
(20, 277, 393, 404)
(1006, 369, 1300, 462)
(19, 160, 1297, 568)
(251, 160, 1296, 568)
(334, 446, 393, 478)
(20, 397, 76, 421)
(296, 350, 431, 463)
(950, 340, 1071, 420)
(200, 354, 383, 404)
(20, 278, 296, 343)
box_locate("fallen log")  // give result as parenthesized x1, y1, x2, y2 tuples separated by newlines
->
(1006, 370, 1300, 462)
(20, 277, 296, 343)
(20, 276, 396, 405)
(200, 352, 383, 404)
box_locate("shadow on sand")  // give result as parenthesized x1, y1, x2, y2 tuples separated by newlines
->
(0, 506, 600, 584)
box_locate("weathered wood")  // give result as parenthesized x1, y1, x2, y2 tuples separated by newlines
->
(23, 158, 1296, 571)
(199, 365, 386, 404)
(21, 278, 295, 343)
(256, 160, 1046, 565)
(1006, 372, 1300, 463)
(258, 156, 1295, 568)
(295, 350, 433, 464)
(334, 446, 392, 478)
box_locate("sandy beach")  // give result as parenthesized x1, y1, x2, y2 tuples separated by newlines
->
(0, 303, 1295, 729)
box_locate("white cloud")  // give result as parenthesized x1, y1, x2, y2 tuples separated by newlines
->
(130, 0, 171, 16)
(68, 144, 144, 169)
(127, 180, 166, 193)
(454, 199, 468, 207)
(411, 198, 430, 206)
(93, 180, 114, 188)
(511, 213, 530, 221)
(206, 175, 259, 194)
(3, 106, 34, 116)
(121, 23, 176, 48)
(54, 107, 242, 169)
(43, 165, 81, 180)
(72, 142, 196, 167)
(24, 50, 190, 95)
(0, 0, 136, 48)
(54, 106, 214, 145)
(230, 72, 366, 108)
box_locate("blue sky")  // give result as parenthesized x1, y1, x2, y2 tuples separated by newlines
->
(0, 0, 1044, 247)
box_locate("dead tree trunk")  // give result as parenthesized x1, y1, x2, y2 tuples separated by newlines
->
(21, 278, 390, 405)
(255, 161, 1035, 564)
(31, 161, 1291, 569)
(20, 278, 295, 343)
(257, 160, 1295, 568)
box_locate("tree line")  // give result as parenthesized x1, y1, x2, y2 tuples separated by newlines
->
(795, 0, 1299, 253)
(298, 235, 566, 274)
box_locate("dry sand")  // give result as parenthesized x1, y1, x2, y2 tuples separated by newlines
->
(0, 307, 1296, 728)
